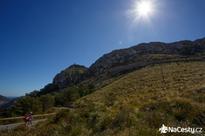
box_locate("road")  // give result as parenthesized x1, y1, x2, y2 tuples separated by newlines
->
(0, 113, 56, 121)
(0, 107, 70, 131)
(0, 119, 46, 131)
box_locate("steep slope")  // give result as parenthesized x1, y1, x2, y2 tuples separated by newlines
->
(90, 38, 205, 77)
(53, 64, 88, 89)
(57, 61, 205, 136)
(78, 61, 205, 110)
(6, 61, 205, 136)
(37, 37, 205, 95)
(34, 64, 89, 95)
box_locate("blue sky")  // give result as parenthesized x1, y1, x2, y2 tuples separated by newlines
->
(0, 0, 205, 96)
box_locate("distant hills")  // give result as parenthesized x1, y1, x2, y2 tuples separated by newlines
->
(0, 95, 9, 107)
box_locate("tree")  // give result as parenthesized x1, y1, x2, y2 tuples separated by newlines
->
(40, 95, 55, 112)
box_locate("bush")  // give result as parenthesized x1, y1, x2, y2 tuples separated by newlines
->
(40, 94, 55, 112)
(180, 44, 205, 55)
(112, 106, 134, 129)
(140, 98, 205, 128)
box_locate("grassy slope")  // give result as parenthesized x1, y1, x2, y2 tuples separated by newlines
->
(80, 61, 205, 108)
(74, 61, 205, 135)
(2, 61, 205, 136)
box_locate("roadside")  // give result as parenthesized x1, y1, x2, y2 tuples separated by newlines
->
(0, 119, 46, 131)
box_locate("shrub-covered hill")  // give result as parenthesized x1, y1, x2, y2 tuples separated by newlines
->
(3, 61, 205, 136)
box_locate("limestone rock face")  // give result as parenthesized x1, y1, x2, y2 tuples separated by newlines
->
(52, 38, 205, 89)
(53, 64, 88, 88)
(40, 38, 205, 93)
(89, 39, 205, 76)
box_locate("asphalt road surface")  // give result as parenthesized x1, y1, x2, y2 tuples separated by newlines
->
(0, 107, 69, 131)
(0, 119, 46, 131)
(0, 113, 56, 121)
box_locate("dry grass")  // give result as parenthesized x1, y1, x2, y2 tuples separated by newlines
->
(2, 61, 205, 136)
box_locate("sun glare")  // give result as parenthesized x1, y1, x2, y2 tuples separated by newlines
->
(137, 1, 154, 18)
(128, 0, 156, 22)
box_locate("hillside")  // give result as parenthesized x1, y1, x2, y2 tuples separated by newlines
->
(53, 64, 89, 89)
(38, 38, 205, 95)
(3, 61, 205, 136)
(89, 38, 205, 77)
(74, 61, 205, 135)
(1, 37, 205, 136)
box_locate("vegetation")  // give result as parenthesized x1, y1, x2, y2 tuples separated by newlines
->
(1, 61, 205, 136)
(3, 84, 95, 118)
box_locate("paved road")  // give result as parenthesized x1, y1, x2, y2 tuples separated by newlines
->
(0, 107, 70, 131)
(0, 113, 56, 121)
(0, 119, 46, 131)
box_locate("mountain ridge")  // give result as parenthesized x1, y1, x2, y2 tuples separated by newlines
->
(89, 37, 205, 76)
(1, 37, 205, 135)
(44, 37, 205, 93)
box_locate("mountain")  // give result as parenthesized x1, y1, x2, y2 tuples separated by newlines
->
(40, 37, 205, 94)
(4, 61, 205, 136)
(89, 38, 205, 77)
(70, 61, 205, 135)
(53, 64, 89, 89)
(0, 95, 9, 107)
(1, 37, 205, 136)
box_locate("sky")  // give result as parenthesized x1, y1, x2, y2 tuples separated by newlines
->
(0, 0, 205, 96)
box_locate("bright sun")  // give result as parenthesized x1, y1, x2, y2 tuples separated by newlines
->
(129, 0, 156, 21)
(137, 1, 154, 18)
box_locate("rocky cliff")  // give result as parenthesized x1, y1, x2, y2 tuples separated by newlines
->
(53, 64, 88, 89)
(89, 38, 205, 77)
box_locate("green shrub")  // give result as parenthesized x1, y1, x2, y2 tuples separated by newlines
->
(140, 98, 205, 128)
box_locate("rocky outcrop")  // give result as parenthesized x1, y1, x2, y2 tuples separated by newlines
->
(53, 64, 88, 89)
(89, 38, 205, 76)
(39, 37, 205, 93)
